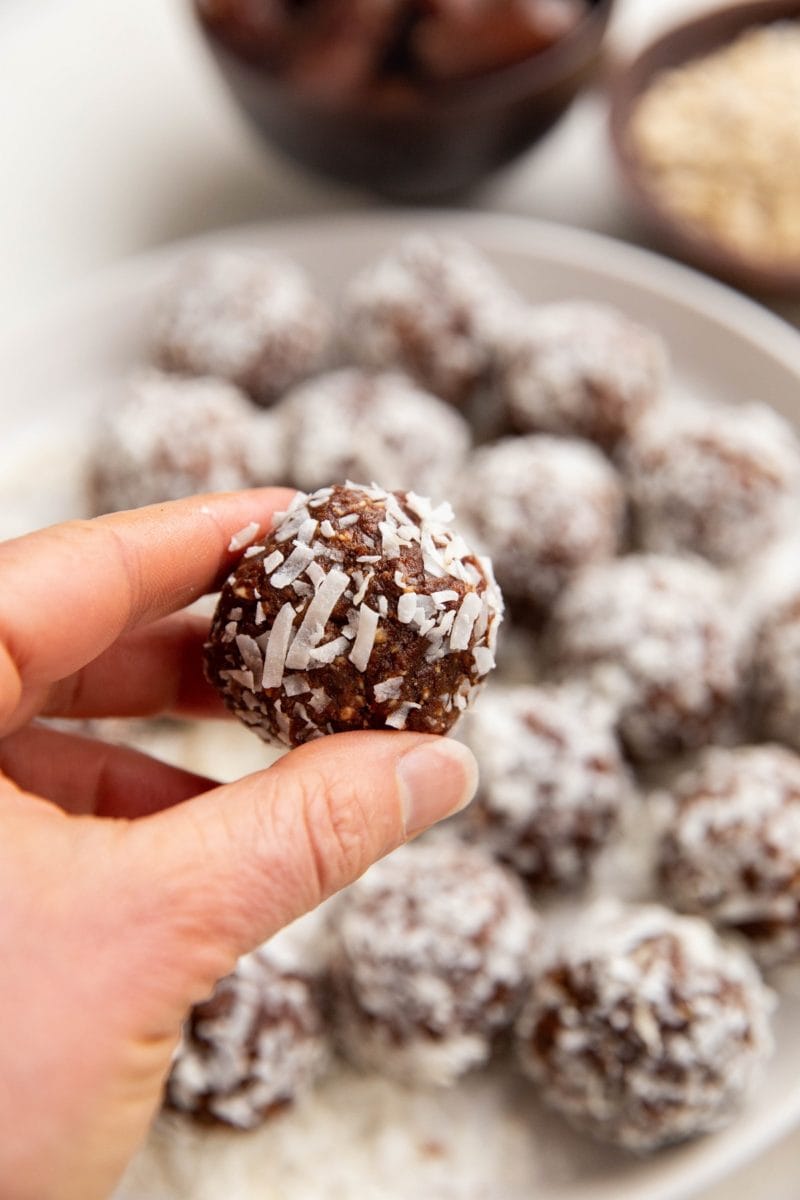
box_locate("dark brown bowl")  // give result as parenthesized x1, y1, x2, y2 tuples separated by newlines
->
(609, 1, 800, 297)
(195, 0, 614, 201)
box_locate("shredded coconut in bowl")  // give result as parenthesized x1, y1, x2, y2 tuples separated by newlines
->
(629, 22, 800, 266)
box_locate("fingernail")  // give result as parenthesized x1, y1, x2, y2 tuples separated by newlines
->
(397, 739, 478, 838)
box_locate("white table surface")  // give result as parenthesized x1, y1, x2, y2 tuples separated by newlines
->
(1, 1, 799, 1195)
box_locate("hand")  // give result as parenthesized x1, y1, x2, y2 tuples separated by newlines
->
(0, 491, 477, 1200)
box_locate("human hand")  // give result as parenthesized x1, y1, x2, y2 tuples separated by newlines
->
(0, 491, 477, 1200)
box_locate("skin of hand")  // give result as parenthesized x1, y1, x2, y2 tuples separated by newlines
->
(0, 489, 478, 1200)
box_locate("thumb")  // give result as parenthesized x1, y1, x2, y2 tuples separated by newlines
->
(126, 730, 477, 974)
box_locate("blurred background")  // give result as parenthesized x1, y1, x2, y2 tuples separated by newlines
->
(2, 1, 799, 1196)
(1, 0, 798, 331)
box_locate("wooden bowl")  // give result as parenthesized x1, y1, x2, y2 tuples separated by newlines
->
(609, 1, 800, 297)
(194, 0, 614, 202)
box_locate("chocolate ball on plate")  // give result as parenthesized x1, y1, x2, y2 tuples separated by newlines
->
(281, 368, 470, 497)
(340, 234, 520, 408)
(331, 840, 539, 1086)
(500, 301, 666, 451)
(461, 684, 632, 891)
(548, 554, 741, 762)
(166, 936, 329, 1129)
(752, 591, 800, 753)
(455, 435, 624, 616)
(89, 371, 285, 514)
(658, 744, 800, 968)
(154, 248, 331, 406)
(515, 901, 773, 1152)
(204, 482, 504, 747)
(624, 401, 800, 565)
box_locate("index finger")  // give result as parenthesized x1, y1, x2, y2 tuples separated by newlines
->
(0, 488, 295, 731)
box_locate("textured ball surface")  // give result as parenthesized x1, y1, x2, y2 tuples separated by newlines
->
(154, 249, 331, 405)
(501, 302, 666, 451)
(281, 368, 470, 497)
(456, 436, 624, 614)
(515, 902, 773, 1151)
(166, 938, 329, 1130)
(752, 592, 800, 753)
(461, 685, 631, 891)
(89, 371, 284, 514)
(331, 841, 539, 1086)
(341, 234, 519, 407)
(549, 555, 741, 762)
(624, 401, 800, 564)
(658, 744, 800, 967)
(205, 483, 504, 746)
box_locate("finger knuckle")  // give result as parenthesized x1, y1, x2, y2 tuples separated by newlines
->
(288, 767, 374, 904)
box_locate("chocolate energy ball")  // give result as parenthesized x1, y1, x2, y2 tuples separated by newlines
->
(461, 685, 632, 891)
(455, 436, 624, 615)
(196, 0, 290, 60)
(411, 0, 589, 81)
(205, 482, 504, 746)
(331, 841, 539, 1086)
(658, 744, 800, 968)
(198, 0, 590, 91)
(166, 936, 329, 1129)
(154, 249, 331, 406)
(340, 234, 521, 408)
(89, 371, 285, 514)
(624, 401, 800, 565)
(751, 591, 800, 752)
(549, 554, 742, 762)
(515, 901, 773, 1152)
(500, 301, 667, 451)
(281, 368, 470, 498)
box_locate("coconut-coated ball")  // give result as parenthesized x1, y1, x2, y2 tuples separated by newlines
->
(281, 368, 470, 497)
(154, 248, 331, 405)
(166, 935, 329, 1129)
(500, 301, 666, 451)
(752, 591, 800, 753)
(548, 555, 742, 762)
(455, 435, 624, 616)
(331, 841, 539, 1086)
(515, 901, 773, 1152)
(461, 685, 632, 891)
(340, 234, 520, 407)
(89, 371, 285, 514)
(205, 482, 504, 747)
(624, 401, 800, 565)
(658, 744, 800, 968)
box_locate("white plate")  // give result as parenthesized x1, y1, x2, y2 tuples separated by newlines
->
(4, 212, 800, 1200)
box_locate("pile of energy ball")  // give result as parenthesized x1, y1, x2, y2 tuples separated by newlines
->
(197, 0, 590, 95)
(88, 235, 800, 1158)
